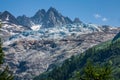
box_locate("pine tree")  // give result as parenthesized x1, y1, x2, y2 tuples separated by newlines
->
(0, 21, 14, 80)
(75, 61, 113, 80)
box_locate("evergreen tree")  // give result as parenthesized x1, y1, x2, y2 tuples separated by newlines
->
(72, 61, 113, 80)
(83, 61, 113, 80)
(0, 21, 14, 80)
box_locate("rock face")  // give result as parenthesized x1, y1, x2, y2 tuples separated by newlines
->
(17, 15, 32, 28)
(0, 11, 19, 24)
(73, 18, 82, 24)
(112, 32, 120, 42)
(42, 7, 72, 28)
(31, 9, 46, 24)
(0, 7, 120, 80)
(16, 7, 73, 28)
(0, 7, 73, 29)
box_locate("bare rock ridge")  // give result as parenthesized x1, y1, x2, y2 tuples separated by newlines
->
(0, 11, 19, 24)
(112, 32, 120, 42)
(0, 7, 77, 28)
(42, 7, 72, 28)
(31, 9, 46, 24)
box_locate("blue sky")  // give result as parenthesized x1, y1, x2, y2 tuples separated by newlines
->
(0, 0, 120, 26)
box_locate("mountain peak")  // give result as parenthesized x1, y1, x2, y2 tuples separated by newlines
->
(46, 7, 62, 18)
(1, 11, 13, 20)
(0, 11, 18, 24)
(3, 11, 11, 15)
(47, 7, 58, 13)
(73, 18, 82, 24)
(31, 9, 46, 24)
(35, 9, 46, 16)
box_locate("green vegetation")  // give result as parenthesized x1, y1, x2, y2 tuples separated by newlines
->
(69, 61, 113, 80)
(0, 22, 14, 80)
(34, 34, 120, 80)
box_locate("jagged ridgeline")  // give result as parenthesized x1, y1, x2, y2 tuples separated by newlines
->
(34, 33, 120, 80)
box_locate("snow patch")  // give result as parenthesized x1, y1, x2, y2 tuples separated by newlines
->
(31, 25, 41, 31)
(6, 15, 9, 21)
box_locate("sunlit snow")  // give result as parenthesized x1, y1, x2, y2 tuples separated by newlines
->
(31, 25, 41, 31)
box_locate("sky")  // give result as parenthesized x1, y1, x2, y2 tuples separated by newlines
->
(0, 0, 120, 27)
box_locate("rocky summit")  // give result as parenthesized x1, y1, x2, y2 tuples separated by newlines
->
(0, 7, 120, 80)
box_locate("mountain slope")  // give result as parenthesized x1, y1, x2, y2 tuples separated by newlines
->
(0, 7, 120, 80)
(112, 32, 120, 42)
(34, 33, 120, 80)
(3, 31, 118, 80)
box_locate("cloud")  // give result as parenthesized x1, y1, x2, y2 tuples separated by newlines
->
(102, 17, 108, 22)
(94, 14, 101, 19)
(94, 13, 108, 22)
